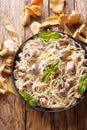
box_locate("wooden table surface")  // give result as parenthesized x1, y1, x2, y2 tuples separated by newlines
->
(0, 0, 87, 130)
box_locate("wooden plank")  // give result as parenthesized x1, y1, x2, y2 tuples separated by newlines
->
(64, 0, 75, 14)
(77, 96, 87, 130)
(53, 1, 78, 130)
(26, 106, 53, 130)
(25, 1, 52, 130)
(0, 0, 25, 130)
(75, 0, 87, 22)
(0, 94, 25, 130)
(75, 0, 87, 130)
(54, 107, 78, 130)
(24, 0, 34, 39)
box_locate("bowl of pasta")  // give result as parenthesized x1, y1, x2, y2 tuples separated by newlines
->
(12, 30, 87, 112)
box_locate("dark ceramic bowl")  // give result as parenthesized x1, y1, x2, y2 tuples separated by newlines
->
(12, 31, 87, 112)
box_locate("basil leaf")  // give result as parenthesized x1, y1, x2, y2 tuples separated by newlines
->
(38, 30, 61, 41)
(78, 74, 87, 95)
(29, 99, 38, 106)
(42, 60, 60, 82)
(19, 91, 38, 106)
(46, 91, 52, 95)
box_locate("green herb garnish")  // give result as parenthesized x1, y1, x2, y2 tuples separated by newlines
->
(42, 60, 60, 82)
(19, 91, 38, 106)
(57, 77, 61, 85)
(38, 30, 61, 41)
(78, 74, 87, 95)
(46, 90, 52, 95)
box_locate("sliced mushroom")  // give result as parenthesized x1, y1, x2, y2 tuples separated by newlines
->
(66, 61, 75, 72)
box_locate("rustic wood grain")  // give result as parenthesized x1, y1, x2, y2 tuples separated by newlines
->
(77, 96, 87, 130)
(0, 0, 87, 130)
(52, 1, 78, 130)
(75, 1, 87, 130)
(75, 0, 87, 22)
(0, 0, 25, 130)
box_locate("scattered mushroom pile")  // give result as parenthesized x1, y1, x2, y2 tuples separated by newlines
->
(0, 16, 21, 95)
(22, 0, 87, 45)
(73, 22, 87, 44)
(30, 11, 80, 35)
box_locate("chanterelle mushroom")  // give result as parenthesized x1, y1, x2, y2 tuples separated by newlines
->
(30, 21, 41, 34)
(29, 0, 43, 6)
(22, 7, 33, 26)
(68, 10, 80, 24)
(0, 77, 7, 94)
(73, 22, 87, 44)
(78, 22, 87, 39)
(4, 39, 18, 52)
(0, 74, 17, 95)
(0, 63, 17, 95)
(0, 65, 8, 94)
(22, 0, 43, 26)
(0, 39, 18, 56)
(50, 0, 65, 14)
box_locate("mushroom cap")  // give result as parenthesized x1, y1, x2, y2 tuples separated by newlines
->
(29, 0, 43, 6)
(68, 10, 80, 24)
(23, 5, 42, 16)
(4, 39, 17, 53)
(50, 0, 65, 14)
(30, 21, 41, 34)
(23, 6, 34, 16)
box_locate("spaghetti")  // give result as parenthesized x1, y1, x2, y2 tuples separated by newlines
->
(13, 32, 87, 108)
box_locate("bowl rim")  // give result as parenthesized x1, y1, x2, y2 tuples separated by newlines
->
(11, 30, 87, 112)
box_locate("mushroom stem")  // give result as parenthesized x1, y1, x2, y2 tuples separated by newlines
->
(79, 25, 87, 38)
(0, 88, 6, 94)
(64, 24, 73, 36)
(22, 9, 30, 26)
(78, 35, 87, 44)
(0, 48, 8, 56)
(3, 68, 12, 74)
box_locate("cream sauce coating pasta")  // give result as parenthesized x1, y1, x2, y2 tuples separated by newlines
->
(14, 34, 87, 108)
